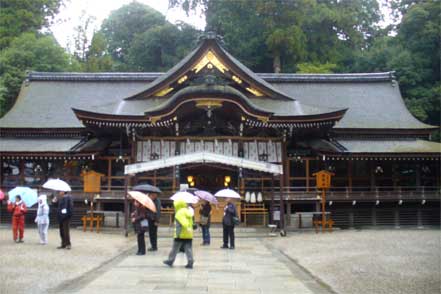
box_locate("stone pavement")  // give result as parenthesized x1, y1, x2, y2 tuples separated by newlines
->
(53, 237, 335, 294)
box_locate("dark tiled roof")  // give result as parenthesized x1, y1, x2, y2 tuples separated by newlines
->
(0, 72, 433, 130)
(336, 139, 441, 154)
(0, 138, 82, 152)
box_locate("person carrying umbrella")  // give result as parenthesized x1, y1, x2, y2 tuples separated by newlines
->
(7, 195, 27, 243)
(131, 199, 148, 255)
(221, 198, 238, 250)
(53, 191, 74, 249)
(163, 198, 194, 269)
(35, 195, 50, 245)
(146, 193, 161, 251)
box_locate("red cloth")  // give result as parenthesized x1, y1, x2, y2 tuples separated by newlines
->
(8, 202, 27, 240)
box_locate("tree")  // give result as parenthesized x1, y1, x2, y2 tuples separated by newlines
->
(0, 0, 64, 49)
(72, 11, 97, 63)
(169, 0, 382, 73)
(127, 23, 198, 72)
(0, 33, 79, 115)
(83, 32, 114, 72)
(100, 2, 166, 69)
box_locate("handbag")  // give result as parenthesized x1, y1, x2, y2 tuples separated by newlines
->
(200, 215, 209, 226)
(140, 219, 149, 228)
(232, 216, 240, 225)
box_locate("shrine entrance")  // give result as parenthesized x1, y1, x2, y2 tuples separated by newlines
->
(180, 163, 238, 193)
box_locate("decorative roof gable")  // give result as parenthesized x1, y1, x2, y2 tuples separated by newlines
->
(124, 32, 293, 101)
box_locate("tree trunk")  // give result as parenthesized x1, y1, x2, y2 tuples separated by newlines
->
(273, 54, 281, 73)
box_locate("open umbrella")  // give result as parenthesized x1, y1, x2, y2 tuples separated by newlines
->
(131, 184, 162, 194)
(42, 179, 71, 192)
(194, 190, 218, 204)
(8, 187, 38, 207)
(170, 191, 199, 204)
(215, 188, 241, 199)
(128, 191, 156, 212)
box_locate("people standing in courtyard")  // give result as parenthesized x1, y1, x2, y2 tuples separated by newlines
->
(7, 195, 27, 243)
(199, 200, 212, 245)
(131, 200, 148, 255)
(147, 193, 161, 251)
(53, 191, 73, 249)
(35, 194, 50, 245)
(163, 198, 194, 269)
(221, 198, 237, 249)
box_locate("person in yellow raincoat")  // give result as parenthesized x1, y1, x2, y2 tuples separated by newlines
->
(163, 199, 194, 269)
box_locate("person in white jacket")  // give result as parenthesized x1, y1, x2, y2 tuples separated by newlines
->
(35, 195, 50, 244)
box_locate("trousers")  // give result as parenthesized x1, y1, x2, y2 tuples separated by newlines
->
(12, 216, 25, 240)
(38, 223, 49, 244)
(166, 239, 193, 265)
(59, 218, 71, 247)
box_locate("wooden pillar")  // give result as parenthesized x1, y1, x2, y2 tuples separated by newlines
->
(415, 163, 421, 190)
(270, 176, 275, 224)
(172, 166, 176, 193)
(19, 160, 25, 186)
(107, 159, 112, 191)
(124, 175, 132, 237)
(369, 161, 375, 191)
(348, 160, 353, 192)
(305, 159, 310, 192)
(279, 174, 285, 231)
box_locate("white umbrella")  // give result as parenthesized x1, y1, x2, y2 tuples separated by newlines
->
(215, 188, 241, 199)
(170, 191, 199, 204)
(42, 179, 71, 192)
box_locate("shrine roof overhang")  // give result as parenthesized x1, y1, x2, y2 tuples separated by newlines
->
(0, 137, 110, 159)
(123, 37, 294, 101)
(317, 139, 441, 159)
(72, 103, 347, 128)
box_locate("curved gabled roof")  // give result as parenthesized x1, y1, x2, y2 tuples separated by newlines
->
(124, 37, 295, 101)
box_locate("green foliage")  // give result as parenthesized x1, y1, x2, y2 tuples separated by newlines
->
(297, 63, 337, 74)
(0, 0, 64, 49)
(171, 0, 381, 73)
(100, 2, 166, 68)
(0, 33, 78, 115)
(351, 0, 440, 135)
(127, 23, 198, 72)
(99, 2, 199, 72)
(83, 32, 114, 72)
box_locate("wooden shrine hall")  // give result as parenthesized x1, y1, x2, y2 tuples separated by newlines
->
(0, 33, 440, 229)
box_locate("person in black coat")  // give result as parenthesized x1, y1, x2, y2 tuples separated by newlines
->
(221, 198, 237, 249)
(53, 191, 73, 249)
(146, 193, 161, 251)
(131, 200, 147, 255)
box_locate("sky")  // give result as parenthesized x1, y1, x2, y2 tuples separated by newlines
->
(50, 0, 205, 49)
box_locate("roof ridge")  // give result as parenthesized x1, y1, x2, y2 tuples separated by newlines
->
(27, 71, 395, 82)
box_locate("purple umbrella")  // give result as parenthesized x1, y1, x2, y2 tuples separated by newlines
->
(194, 190, 218, 204)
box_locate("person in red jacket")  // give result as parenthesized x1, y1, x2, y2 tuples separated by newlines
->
(7, 195, 27, 243)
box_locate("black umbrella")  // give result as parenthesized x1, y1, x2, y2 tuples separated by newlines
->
(131, 184, 162, 194)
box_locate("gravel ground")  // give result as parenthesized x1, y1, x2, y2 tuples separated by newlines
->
(0, 227, 133, 294)
(272, 229, 441, 294)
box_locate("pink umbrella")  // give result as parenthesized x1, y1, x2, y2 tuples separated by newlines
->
(194, 190, 218, 204)
(0, 189, 4, 201)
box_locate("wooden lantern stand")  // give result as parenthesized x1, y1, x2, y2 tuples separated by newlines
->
(313, 170, 335, 233)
